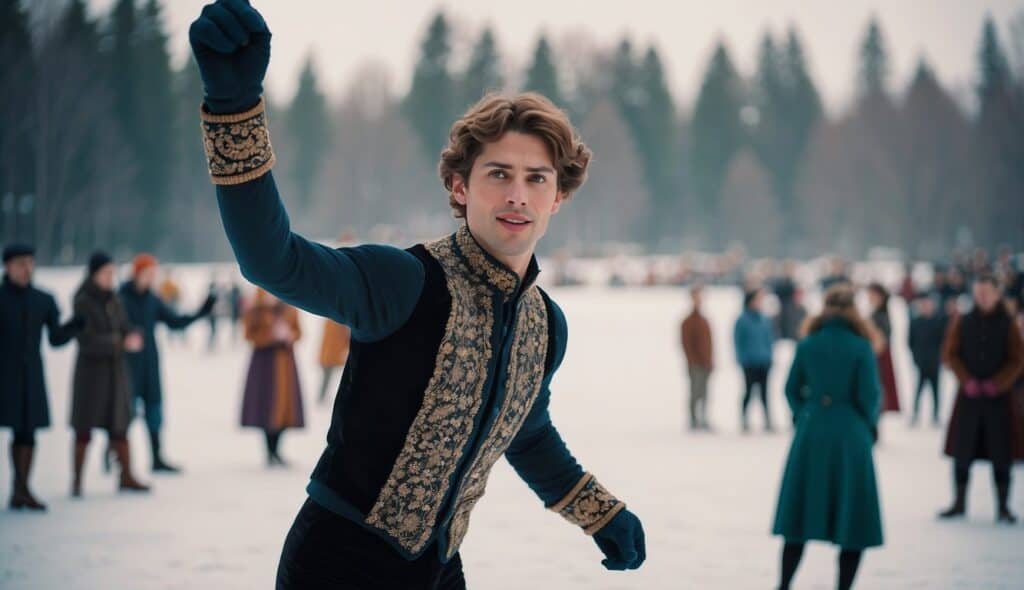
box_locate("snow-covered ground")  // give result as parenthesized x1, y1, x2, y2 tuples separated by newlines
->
(1, 267, 1022, 589)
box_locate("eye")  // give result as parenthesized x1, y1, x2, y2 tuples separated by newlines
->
(489, 169, 508, 179)
(529, 174, 547, 183)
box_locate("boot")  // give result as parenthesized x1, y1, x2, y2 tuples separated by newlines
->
(997, 483, 1017, 524)
(148, 429, 181, 474)
(9, 445, 46, 511)
(72, 441, 88, 498)
(112, 440, 150, 493)
(938, 482, 967, 519)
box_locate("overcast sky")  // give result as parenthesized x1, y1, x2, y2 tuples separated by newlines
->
(85, 0, 1024, 114)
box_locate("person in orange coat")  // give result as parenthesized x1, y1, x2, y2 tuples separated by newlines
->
(317, 319, 351, 403)
(240, 288, 305, 466)
(681, 284, 713, 431)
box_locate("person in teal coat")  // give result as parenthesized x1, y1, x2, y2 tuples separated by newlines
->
(772, 283, 885, 590)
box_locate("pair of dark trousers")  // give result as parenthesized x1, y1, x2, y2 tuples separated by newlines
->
(742, 365, 771, 426)
(912, 365, 941, 422)
(276, 498, 466, 590)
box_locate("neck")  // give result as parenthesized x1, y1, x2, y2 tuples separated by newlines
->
(467, 226, 534, 279)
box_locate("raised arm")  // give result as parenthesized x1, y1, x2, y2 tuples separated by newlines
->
(190, 0, 423, 341)
(44, 295, 81, 347)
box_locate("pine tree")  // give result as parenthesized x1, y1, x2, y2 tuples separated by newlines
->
(0, 0, 36, 218)
(460, 27, 503, 111)
(690, 41, 744, 248)
(858, 17, 889, 99)
(635, 46, 678, 244)
(284, 55, 332, 211)
(523, 35, 564, 108)
(403, 12, 455, 161)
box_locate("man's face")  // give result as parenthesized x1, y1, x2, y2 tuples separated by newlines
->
(973, 281, 1001, 313)
(93, 263, 116, 292)
(135, 266, 157, 291)
(4, 255, 34, 286)
(451, 132, 563, 274)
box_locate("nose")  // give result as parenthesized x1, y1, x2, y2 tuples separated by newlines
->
(505, 179, 527, 207)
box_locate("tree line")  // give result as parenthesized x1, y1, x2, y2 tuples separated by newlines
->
(1, 0, 1022, 264)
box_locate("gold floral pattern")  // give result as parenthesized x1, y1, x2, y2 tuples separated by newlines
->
(550, 473, 626, 535)
(444, 287, 548, 558)
(200, 98, 276, 185)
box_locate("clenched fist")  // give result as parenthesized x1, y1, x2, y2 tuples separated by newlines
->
(189, 0, 271, 114)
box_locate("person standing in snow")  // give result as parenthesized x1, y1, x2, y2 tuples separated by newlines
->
(908, 295, 947, 426)
(188, 2, 645, 585)
(1, 244, 84, 511)
(867, 283, 901, 415)
(681, 284, 713, 430)
(735, 287, 775, 432)
(118, 253, 217, 473)
(317, 318, 351, 404)
(70, 252, 150, 497)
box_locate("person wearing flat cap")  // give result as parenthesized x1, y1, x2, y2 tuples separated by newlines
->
(119, 253, 217, 473)
(1, 244, 84, 511)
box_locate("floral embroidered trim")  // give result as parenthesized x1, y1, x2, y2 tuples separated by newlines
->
(550, 473, 626, 535)
(454, 225, 521, 297)
(200, 98, 276, 186)
(364, 232, 496, 555)
(445, 287, 549, 558)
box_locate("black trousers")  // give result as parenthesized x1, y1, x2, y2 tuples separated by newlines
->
(276, 498, 466, 590)
(913, 364, 941, 421)
(742, 365, 771, 425)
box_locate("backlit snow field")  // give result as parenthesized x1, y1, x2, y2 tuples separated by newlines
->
(2, 266, 1022, 589)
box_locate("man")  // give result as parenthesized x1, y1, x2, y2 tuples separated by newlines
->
(189, 2, 644, 588)
(681, 284, 713, 430)
(0, 244, 83, 510)
(939, 273, 1024, 524)
(908, 295, 946, 426)
(118, 253, 216, 473)
(735, 287, 775, 432)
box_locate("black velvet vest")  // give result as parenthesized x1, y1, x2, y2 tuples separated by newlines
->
(958, 307, 1012, 379)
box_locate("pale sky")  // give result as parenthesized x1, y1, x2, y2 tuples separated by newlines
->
(87, 0, 1024, 115)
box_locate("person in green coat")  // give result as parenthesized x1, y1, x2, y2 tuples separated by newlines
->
(772, 284, 885, 590)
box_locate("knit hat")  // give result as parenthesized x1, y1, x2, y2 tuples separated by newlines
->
(132, 253, 159, 277)
(87, 251, 113, 276)
(2, 243, 34, 263)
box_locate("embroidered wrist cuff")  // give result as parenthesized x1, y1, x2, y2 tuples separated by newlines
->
(200, 98, 276, 185)
(549, 472, 626, 535)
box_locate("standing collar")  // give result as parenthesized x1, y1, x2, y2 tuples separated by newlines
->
(452, 224, 540, 299)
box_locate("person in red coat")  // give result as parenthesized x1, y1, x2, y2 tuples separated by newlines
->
(868, 283, 901, 414)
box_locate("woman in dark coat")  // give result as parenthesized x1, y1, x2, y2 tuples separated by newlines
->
(868, 283, 901, 414)
(773, 284, 885, 590)
(241, 288, 305, 465)
(70, 252, 149, 496)
(1, 244, 82, 510)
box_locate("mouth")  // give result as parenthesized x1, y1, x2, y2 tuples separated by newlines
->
(496, 214, 532, 232)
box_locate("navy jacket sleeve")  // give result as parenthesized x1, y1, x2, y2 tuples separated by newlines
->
(216, 171, 425, 341)
(505, 296, 586, 507)
(44, 295, 77, 347)
(156, 295, 201, 330)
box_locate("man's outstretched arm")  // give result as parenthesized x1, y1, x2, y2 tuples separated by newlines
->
(190, 0, 423, 340)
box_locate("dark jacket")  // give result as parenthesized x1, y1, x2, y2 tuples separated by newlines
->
(70, 279, 134, 433)
(734, 309, 774, 368)
(0, 277, 79, 430)
(908, 313, 946, 371)
(216, 171, 623, 563)
(118, 281, 205, 405)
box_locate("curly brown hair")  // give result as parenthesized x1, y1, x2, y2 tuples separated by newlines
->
(439, 92, 592, 218)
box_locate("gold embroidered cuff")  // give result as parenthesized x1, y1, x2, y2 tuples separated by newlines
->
(200, 98, 276, 185)
(549, 472, 626, 535)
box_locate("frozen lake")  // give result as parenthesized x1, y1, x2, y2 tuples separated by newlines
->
(1, 266, 1021, 589)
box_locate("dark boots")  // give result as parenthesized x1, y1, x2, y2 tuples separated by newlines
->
(72, 441, 88, 498)
(112, 440, 150, 493)
(997, 482, 1017, 524)
(9, 444, 46, 511)
(939, 482, 967, 519)
(148, 429, 181, 474)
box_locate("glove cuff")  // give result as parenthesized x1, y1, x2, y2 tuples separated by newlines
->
(200, 97, 276, 185)
(549, 472, 626, 535)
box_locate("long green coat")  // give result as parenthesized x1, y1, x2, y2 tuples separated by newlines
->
(772, 317, 884, 549)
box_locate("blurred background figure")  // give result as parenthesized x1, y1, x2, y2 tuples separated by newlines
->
(317, 319, 351, 404)
(118, 253, 217, 474)
(773, 261, 806, 341)
(939, 274, 1024, 524)
(735, 287, 775, 433)
(1, 244, 83, 511)
(228, 279, 244, 343)
(867, 283, 901, 418)
(70, 252, 150, 497)
(206, 274, 221, 351)
(157, 268, 185, 344)
(241, 288, 305, 467)
(773, 284, 884, 590)
(681, 284, 714, 431)
(908, 295, 947, 427)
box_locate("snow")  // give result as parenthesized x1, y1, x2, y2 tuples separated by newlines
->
(2, 266, 1022, 589)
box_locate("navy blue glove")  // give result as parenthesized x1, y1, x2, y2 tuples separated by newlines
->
(188, 0, 271, 114)
(592, 508, 646, 570)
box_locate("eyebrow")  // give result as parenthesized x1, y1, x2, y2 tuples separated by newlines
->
(481, 161, 555, 174)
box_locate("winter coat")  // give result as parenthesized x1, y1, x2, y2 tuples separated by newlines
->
(908, 313, 946, 372)
(772, 316, 884, 549)
(118, 281, 205, 406)
(70, 279, 135, 433)
(0, 277, 79, 430)
(681, 310, 712, 370)
(240, 292, 305, 431)
(734, 310, 774, 368)
(318, 319, 351, 369)
(872, 308, 901, 412)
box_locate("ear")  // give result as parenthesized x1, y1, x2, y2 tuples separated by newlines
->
(451, 174, 469, 207)
(550, 191, 565, 215)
